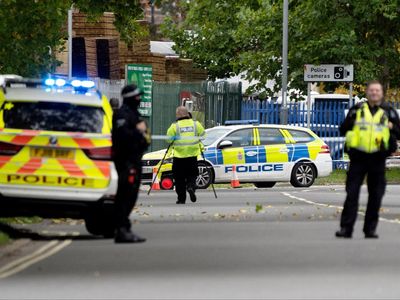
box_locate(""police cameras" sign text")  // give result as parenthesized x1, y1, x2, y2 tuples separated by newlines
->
(304, 64, 354, 82)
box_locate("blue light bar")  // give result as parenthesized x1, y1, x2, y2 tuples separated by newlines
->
(43, 77, 95, 90)
(225, 120, 259, 125)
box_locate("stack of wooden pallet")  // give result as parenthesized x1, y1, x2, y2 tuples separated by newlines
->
(84, 38, 97, 78)
(55, 11, 207, 82)
(165, 57, 207, 82)
(73, 12, 119, 38)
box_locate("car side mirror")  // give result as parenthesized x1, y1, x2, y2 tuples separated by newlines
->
(218, 140, 233, 149)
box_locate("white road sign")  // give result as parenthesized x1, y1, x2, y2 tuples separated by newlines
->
(304, 64, 354, 82)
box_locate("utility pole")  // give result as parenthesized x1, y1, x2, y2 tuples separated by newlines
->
(280, 0, 289, 125)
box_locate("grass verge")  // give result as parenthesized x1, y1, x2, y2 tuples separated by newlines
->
(315, 168, 400, 185)
(0, 231, 10, 246)
(0, 217, 42, 246)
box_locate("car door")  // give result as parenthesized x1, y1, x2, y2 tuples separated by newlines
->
(215, 128, 257, 182)
(256, 127, 290, 180)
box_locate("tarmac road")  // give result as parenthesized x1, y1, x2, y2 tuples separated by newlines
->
(2, 185, 400, 299)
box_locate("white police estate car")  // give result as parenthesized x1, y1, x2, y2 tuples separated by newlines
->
(142, 122, 332, 189)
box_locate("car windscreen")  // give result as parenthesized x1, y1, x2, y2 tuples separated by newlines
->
(2, 101, 104, 133)
(202, 128, 231, 146)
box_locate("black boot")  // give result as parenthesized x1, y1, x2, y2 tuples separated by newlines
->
(335, 228, 352, 238)
(187, 187, 197, 203)
(114, 227, 146, 244)
(364, 231, 379, 239)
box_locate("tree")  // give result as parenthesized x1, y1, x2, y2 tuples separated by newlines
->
(163, 0, 400, 95)
(0, 0, 144, 77)
(161, 0, 261, 79)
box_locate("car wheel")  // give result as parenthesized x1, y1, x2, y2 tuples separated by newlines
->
(196, 161, 214, 189)
(290, 162, 316, 188)
(254, 182, 276, 188)
(85, 211, 115, 238)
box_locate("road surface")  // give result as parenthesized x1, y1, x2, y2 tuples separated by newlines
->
(2, 185, 400, 299)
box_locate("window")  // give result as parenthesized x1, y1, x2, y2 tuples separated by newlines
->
(223, 129, 254, 147)
(288, 130, 315, 143)
(258, 128, 286, 145)
(2, 101, 104, 133)
(203, 128, 231, 146)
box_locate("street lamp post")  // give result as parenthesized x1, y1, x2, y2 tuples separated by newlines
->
(67, 6, 73, 79)
(280, 0, 289, 125)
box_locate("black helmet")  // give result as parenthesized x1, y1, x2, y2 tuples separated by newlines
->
(121, 84, 144, 100)
(121, 84, 144, 109)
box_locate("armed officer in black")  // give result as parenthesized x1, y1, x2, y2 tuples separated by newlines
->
(112, 84, 150, 243)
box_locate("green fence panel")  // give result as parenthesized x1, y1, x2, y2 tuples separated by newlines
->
(150, 81, 242, 151)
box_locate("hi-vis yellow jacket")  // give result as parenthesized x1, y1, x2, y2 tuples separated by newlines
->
(167, 118, 205, 158)
(345, 102, 390, 153)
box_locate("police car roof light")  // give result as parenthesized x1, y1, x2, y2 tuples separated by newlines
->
(55, 79, 66, 87)
(44, 78, 55, 86)
(225, 120, 260, 126)
(71, 79, 82, 87)
(81, 80, 95, 88)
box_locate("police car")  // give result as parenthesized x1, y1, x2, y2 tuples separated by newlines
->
(142, 121, 332, 189)
(0, 77, 117, 236)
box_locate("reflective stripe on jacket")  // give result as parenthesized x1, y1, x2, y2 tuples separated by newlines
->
(166, 118, 205, 158)
(345, 102, 390, 153)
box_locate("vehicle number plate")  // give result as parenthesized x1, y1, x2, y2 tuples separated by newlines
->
(30, 147, 75, 159)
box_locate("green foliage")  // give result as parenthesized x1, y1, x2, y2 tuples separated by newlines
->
(0, 231, 10, 246)
(0, 0, 70, 77)
(163, 0, 400, 94)
(161, 0, 261, 79)
(74, 0, 144, 43)
(0, 0, 143, 77)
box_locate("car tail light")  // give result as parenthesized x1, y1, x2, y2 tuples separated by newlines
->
(0, 141, 22, 155)
(84, 147, 112, 160)
(319, 144, 330, 154)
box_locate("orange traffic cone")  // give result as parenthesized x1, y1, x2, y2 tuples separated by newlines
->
(151, 167, 161, 190)
(231, 165, 241, 188)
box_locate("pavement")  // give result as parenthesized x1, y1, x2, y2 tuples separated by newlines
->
(2, 185, 400, 299)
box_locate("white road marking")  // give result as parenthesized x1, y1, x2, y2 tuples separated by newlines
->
(0, 240, 72, 279)
(282, 192, 400, 225)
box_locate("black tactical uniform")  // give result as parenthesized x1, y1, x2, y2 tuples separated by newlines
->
(112, 84, 149, 243)
(337, 101, 400, 238)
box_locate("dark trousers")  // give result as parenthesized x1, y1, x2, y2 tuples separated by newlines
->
(340, 155, 386, 233)
(172, 157, 198, 203)
(114, 163, 141, 230)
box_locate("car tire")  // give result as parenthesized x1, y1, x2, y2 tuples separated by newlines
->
(254, 182, 276, 188)
(85, 210, 115, 238)
(196, 161, 214, 189)
(290, 162, 316, 188)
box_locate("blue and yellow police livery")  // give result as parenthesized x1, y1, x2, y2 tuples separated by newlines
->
(142, 123, 332, 189)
